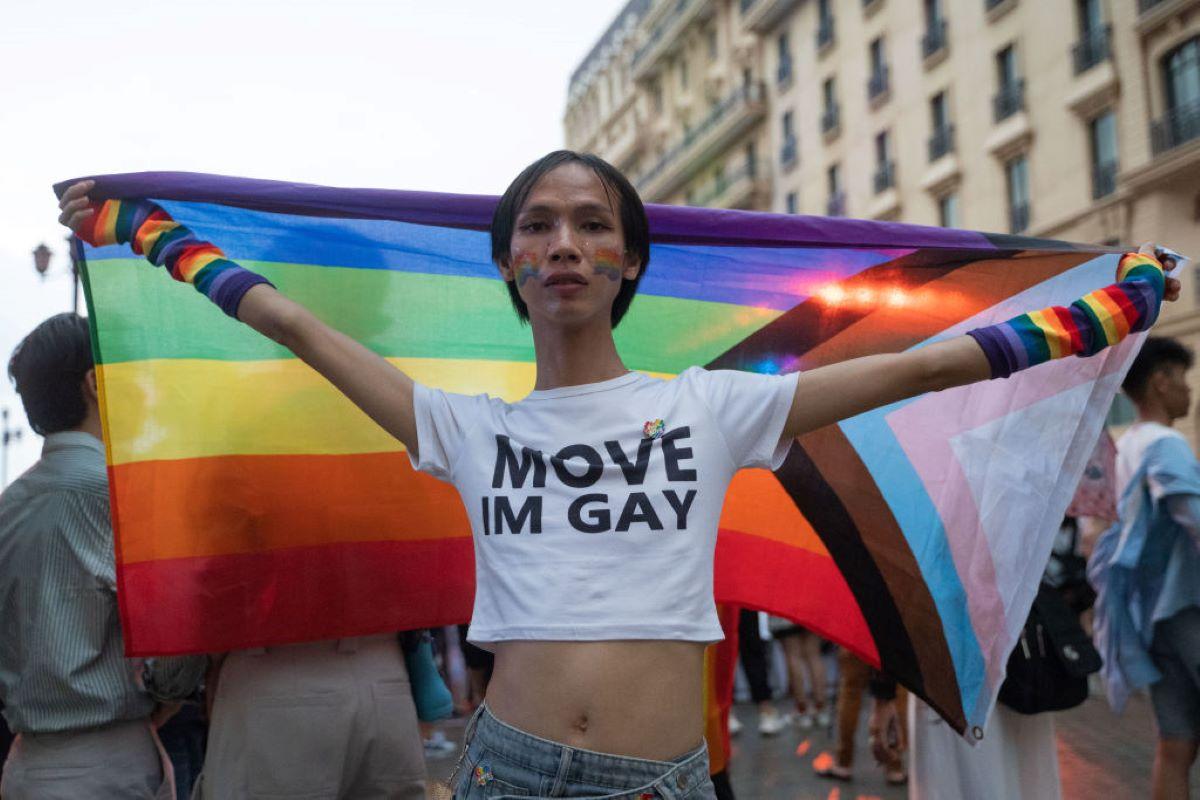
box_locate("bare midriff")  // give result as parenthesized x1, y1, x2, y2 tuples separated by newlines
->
(484, 640, 708, 762)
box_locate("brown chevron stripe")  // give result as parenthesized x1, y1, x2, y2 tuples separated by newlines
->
(707, 247, 1100, 733)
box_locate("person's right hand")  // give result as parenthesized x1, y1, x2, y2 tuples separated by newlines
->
(57, 179, 97, 237)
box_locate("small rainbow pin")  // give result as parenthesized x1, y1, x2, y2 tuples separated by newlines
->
(643, 419, 665, 439)
(474, 763, 493, 786)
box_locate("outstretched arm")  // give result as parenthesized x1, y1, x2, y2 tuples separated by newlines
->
(783, 248, 1179, 439)
(58, 181, 420, 455)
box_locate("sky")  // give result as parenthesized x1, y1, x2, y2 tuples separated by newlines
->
(0, 0, 627, 483)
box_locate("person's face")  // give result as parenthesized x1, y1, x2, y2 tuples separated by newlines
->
(1157, 363, 1192, 421)
(499, 163, 641, 327)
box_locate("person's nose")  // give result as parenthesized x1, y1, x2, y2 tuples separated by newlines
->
(547, 225, 582, 264)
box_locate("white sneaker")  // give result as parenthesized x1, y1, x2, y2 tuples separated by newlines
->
(758, 707, 787, 736)
(816, 708, 832, 728)
(728, 712, 743, 736)
(796, 710, 815, 730)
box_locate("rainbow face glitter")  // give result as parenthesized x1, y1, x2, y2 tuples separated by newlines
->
(512, 251, 539, 287)
(593, 247, 623, 282)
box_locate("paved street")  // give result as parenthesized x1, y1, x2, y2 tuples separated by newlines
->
(424, 691, 1200, 798)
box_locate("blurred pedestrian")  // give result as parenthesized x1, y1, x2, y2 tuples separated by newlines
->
(0, 314, 205, 799)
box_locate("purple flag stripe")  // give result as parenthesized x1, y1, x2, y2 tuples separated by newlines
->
(55, 171, 1113, 253)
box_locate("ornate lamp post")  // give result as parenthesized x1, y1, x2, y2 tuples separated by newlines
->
(32, 240, 80, 313)
(1, 408, 21, 488)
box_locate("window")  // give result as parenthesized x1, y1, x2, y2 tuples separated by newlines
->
(777, 32, 793, 85)
(824, 77, 837, 113)
(786, 192, 798, 214)
(651, 81, 663, 113)
(816, 0, 835, 48)
(994, 45, 1023, 121)
(929, 91, 954, 160)
(1165, 38, 1200, 113)
(745, 142, 757, 177)
(827, 163, 844, 215)
(1006, 155, 1030, 233)
(679, 57, 689, 90)
(922, 0, 947, 58)
(1155, 38, 1200, 153)
(1077, 0, 1101, 36)
(1090, 111, 1118, 199)
(782, 111, 795, 140)
(925, 0, 943, 25)
(874, 131, 894, 192)
(707, 27, 719, 61)
(870, 37, 886, 76)
(938, 193, 959, 228)
(781, 111, 797, 166)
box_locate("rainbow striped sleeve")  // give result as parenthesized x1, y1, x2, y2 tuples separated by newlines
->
(77, 198, 273, 318)
(967, 252, 1167, 379)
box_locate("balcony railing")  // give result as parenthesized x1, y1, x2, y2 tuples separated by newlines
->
(868, 66, 890, 102)
(873, 160, 896, 193)
(928, 123, 955, 161)
(985, 0, 1007, 10)
(821, 104, 840, 135)
(693, 159, 759, 207)
(826, 192, 846, 217)
(816, 15, 835, 50)
(631, 0, 696, 71)
(635, 82, 766, 192)
(1139, 0, 1167, 12)
(1092, 161, 1117, 200)
(1073, 25, 1111, 74)
(1151, 100, 1200, 155)
(780, 135, 798, 168)
(922, 19, 948, 60)
(777, 56, 793, 86)
(1009, 202, 1030, 234)
(993, 79, 1025, 122)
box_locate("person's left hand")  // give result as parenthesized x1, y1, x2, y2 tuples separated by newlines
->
(1140, 242, 1182, 302)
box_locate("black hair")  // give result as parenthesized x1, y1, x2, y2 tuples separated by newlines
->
(7, 313, 93, 436)
(490, 150, 651, 328)
(1122, 336, 1194, 400)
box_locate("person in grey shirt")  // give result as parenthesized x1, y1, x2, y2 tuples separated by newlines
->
(0, 313, 205, 800)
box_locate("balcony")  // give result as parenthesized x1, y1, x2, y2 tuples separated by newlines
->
(780, 135, 798, 172)
(863, 0, 883, 16)
(693, 159, 768, 209)
(635, 81, 768, 201)
(1092, 161, 1118, 200)
(1009, 202, 1030, 234)
(1151, 100, 1200, 155)
(873, 161, 896, 193)
(868, 66, 891, 106)
(631, 0, 715, 80)
(740, 0, 801, 33)
(821, 105, 840, 138)
(986, 0, 1017, 22)
(826, 192, 846, 217)
(928, 124, 955, 161)
(816, 15, 835, 54)
(922, 19, 948, 61)
(1139, 0, 1167, 11)
(993, 79, 1025, 122)
(1073, 25, 1111, 74)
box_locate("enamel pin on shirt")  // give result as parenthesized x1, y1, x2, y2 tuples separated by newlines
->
(643, 419, 665, 439)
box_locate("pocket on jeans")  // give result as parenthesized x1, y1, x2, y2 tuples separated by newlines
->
(245, 692, 352, 798)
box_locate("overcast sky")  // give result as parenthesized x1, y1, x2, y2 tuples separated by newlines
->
(0, 0, 627, 482)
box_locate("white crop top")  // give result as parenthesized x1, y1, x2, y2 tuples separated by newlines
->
(409, 367, 799, 645)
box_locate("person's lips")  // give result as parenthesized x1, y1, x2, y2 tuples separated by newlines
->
(543, 272, 588, 287)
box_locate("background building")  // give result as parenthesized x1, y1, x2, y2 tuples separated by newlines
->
(566, 0, 1200, 442)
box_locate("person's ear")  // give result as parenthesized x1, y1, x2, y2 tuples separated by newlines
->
(82, 371, 99, 407)
(622, 250, 641, 281)
(497, 257, 514, 283)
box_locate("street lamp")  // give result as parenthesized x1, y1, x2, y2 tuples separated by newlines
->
(32, 239, 80, 314)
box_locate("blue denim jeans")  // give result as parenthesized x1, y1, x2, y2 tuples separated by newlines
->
(451, 705, 716, 799)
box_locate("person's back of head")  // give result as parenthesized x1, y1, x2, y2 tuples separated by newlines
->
(7, 314, 94, 436)
(1122, 336, 1194, 422)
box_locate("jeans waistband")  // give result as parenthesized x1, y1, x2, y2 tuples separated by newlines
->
(467, 704, 710, 798)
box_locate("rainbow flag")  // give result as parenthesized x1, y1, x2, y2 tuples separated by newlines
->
(61, 171, 1141, 737)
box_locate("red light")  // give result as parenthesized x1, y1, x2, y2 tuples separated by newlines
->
(818, 285, 847, 304)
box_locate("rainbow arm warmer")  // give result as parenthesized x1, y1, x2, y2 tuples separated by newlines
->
(966, 253, 1167, 379)
(76, 199, 273, 318)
